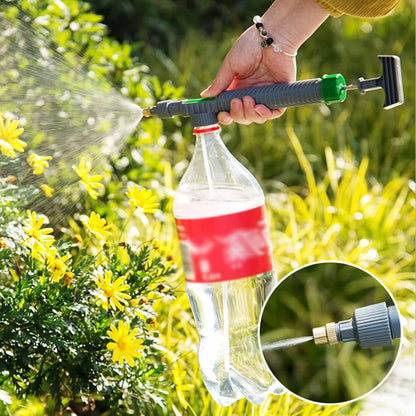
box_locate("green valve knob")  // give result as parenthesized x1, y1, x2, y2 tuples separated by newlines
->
(321, 74, 347, 104)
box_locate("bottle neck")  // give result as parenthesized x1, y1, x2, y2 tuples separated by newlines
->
(193, 124, 221, 136)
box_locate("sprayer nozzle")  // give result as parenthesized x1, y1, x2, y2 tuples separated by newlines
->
(313, 322, 339, 346)
(313, 303, 401, 349)
(143, 107, 152, 117)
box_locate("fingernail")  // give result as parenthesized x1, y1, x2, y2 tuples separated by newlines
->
(200, 87, 212, 97)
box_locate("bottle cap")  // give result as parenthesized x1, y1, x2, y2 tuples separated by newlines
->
(193, 124, 221, 134)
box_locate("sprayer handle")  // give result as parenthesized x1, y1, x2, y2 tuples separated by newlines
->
(190, 74, 347, 126)
(215, 74, 346, 110)
(149, 74, 347, 126)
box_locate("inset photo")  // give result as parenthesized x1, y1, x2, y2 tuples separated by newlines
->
(259, 261, 401, 405)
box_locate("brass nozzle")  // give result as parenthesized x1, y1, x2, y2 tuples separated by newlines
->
(313, 322, 339, 345)
(143, 107, 152, 117)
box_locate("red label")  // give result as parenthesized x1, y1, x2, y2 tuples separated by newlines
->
(175, 206, 274, 283)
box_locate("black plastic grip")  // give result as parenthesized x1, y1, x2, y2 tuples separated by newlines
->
(213, 78, 323, 111)
(151, 78, 324, 126)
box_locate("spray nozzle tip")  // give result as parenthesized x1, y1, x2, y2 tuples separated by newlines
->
(313, 322, 339, 346)
(143, 107, 152, 117)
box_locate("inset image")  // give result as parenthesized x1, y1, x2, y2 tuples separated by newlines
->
(259, 261, 401, 404)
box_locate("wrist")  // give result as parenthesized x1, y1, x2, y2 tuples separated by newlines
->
(253, 15, 298, 56)
(261, 0, 329, 52)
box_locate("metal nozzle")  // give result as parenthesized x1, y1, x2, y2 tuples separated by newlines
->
(313, 322, 339, 345)
(143, 107, 152, 117)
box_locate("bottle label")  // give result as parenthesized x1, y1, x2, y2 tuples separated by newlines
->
(175, 205, 274, 283)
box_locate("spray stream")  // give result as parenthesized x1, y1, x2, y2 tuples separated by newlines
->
(0, 4, 141, 213)
(262, 336, 314, 352)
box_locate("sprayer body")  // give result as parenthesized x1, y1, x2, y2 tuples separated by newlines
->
(148, 75, 347, 127)
(313, 302, 401, 349)
(173, 125, 283, 405)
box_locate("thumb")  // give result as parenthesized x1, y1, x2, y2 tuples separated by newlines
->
(200, 62, 235, 98)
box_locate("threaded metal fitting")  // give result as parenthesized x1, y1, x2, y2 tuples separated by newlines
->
(325, 322, 339, 345)
(313, 322, 339, 345)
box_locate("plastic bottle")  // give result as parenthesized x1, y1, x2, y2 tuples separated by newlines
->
(173, 124, 284, 406)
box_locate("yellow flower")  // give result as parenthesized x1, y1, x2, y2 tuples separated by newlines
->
(118, 244, 130, 264)
(81, 212, 112, 241)
(27, 154, 52, 175)
(23, 211, 54, 243)
(94, 270, 131, 311)
(147, 316, 156, 329)
(125, 185, 158, 213)
(152, 239, 161, 250)
(23, 211, 55, 261)
(0, 113, 26, 158)
(63, 271, 74, 287)
(47, 252, 70, 283)
(72, 158, 104, 200)
(107, 321, 145, 366)
(0, 237, 7, 249)
(73, 233, 83, 245)
(40, 184, 55, 197)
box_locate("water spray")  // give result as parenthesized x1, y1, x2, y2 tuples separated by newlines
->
(143, 55, 403, 127)
(312, 302, 401, 349)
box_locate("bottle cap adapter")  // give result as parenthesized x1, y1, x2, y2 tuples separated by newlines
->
(143, 55, 404, 127)
(313, 302, 401, 349)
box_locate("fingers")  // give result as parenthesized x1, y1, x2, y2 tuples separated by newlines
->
(217, 96, 286, 125)
(201, 62, 235, 98)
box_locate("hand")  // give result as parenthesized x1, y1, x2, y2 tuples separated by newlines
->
(201, 25, 297, 125)
(200, 0, 329, 126)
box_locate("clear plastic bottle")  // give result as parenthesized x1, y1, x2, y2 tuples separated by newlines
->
(173, 124, 284, 406)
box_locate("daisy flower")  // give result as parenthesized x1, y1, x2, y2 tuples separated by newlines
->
(94, 270, 131, 311)
(125, 185, 158, 214)
(107, 321, 145, 367)
(0, 113, 26, 158)
(27, 153, 52, 175)
(72, 157, 104, 199)
(81, 211, 112, 241)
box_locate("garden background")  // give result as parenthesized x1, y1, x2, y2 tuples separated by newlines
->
(0, 0, 414, 415)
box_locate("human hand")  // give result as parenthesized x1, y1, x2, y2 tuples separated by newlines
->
(200, 0, 329, 126)
(200, 25, 297, 125)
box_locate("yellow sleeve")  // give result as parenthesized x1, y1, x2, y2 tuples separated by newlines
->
(315, 0, 401, 18)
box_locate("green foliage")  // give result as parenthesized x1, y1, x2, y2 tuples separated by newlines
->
(88, 0, 272, 49)
(0, 176, 176, 413)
